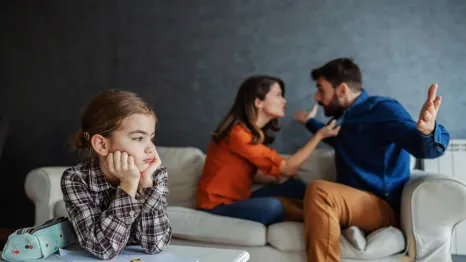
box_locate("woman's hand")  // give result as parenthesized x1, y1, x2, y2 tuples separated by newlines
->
(254, 171, 293, 184)
(315, 119, 341, 139)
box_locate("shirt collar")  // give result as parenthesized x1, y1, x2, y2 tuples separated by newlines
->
(330, 89, 368, 125)
(348, 89, 368, 111)
(88, 159, 114, 192)
(342, 89, 369, 116)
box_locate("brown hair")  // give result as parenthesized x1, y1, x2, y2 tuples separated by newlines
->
(70, 90, 156, 157)
(212, 75, 285, 145)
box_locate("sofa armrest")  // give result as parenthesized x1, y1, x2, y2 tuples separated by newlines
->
(24, 167, 69, 225)
(400, 169, 466, 261)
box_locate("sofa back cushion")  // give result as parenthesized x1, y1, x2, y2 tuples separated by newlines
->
(281, 147, 337, 184)
(158, 146, 205, 208)
(283, 147, 416, 184)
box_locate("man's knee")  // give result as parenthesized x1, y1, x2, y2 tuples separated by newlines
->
(305, 180, 334, 196)
(304, 180, 340, 210)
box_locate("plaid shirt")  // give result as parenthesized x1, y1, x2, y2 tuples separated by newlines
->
(61, 159, 172, 260)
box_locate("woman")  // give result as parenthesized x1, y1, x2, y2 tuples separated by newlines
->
(196, 75, 340, 225)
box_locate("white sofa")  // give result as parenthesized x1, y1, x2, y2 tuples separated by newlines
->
(25, 146, 466, 262)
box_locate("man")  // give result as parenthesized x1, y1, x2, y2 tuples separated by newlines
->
(293, 58, 450, 262)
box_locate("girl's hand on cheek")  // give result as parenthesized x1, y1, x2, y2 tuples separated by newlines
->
(140, 149, 162, 188)
(107, 151, 140, 184)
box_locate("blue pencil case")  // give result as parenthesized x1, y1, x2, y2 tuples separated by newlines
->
(2, 217, 77, 261)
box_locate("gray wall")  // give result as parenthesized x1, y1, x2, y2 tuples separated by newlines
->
(0, 0, 465, 227)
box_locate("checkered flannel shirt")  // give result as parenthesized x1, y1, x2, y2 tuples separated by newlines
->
(61, 159, 172, 260)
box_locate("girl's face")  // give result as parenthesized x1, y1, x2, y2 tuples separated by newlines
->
(106, 113, 157, 173)
(256, 83, 286, 118)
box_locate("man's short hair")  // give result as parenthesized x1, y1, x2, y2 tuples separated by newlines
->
(311, 58, 362, 91)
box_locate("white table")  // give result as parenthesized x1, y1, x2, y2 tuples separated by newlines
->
(165, 245, 249, 262)
(1, 245, 250, 262)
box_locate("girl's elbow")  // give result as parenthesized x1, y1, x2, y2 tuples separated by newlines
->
(144, 229, 172, 254)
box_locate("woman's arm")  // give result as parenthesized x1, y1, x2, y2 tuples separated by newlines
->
(253, 170, 290, 184)
(254, 171, 280, 184)
(280, 120, 340, 176)
(228, 121, 339, 179)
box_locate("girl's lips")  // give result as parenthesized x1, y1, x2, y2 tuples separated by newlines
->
(144, 158, 154, 163)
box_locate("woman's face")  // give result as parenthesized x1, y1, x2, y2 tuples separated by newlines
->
(257, 83, 286, 118)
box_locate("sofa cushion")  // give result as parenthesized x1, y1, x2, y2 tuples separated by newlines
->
(157, 147, 205, 208)
(341, 226, 405, 259)
(167, 206, 266, 246)
(281, 148, 337, 183)
(267, 222, 405, 259)
(342, 226, 366, 251)
(267, 222, 304, 251)
(282, 148, 416, 184)
(57, 201, 269, 247)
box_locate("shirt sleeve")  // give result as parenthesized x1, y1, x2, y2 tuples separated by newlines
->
(305, 118, 337, 147)
(132, 166, 172, 254)
(227, 127, 284, 176)
(61, 168, 141, 260)
(376, 100, 450, 158)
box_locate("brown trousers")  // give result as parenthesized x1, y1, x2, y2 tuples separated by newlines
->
(303, 180, 398, 262)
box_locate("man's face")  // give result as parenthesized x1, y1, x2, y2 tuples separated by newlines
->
(313, 77, 345, 118)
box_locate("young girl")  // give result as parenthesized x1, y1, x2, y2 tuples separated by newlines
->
(61, 90, 171, 260)
(196, 75, 340, 225)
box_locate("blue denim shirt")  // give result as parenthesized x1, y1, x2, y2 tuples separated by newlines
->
(305, 90, 450, 209)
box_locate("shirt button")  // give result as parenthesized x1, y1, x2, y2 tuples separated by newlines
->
(139, 199, 145, 204)
(129, 210, 135, 217)
(385, 193, 389, 197)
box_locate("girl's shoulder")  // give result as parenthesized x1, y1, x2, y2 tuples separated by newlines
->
(61, 159, 99, 185)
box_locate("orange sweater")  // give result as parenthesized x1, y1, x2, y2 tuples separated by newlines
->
(196, 124, 284, 209)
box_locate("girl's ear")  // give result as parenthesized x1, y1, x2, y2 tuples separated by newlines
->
(91, 134, 110, 156)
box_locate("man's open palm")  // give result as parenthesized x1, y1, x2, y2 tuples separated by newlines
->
(417, 83, 442, 135)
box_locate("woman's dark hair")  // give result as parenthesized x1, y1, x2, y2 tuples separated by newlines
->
(212, 75, 285, 145)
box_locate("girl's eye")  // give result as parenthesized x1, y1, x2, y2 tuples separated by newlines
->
(133, 137, 143, 142)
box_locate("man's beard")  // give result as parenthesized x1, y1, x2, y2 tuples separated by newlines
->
(320, 94, 345, 119)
